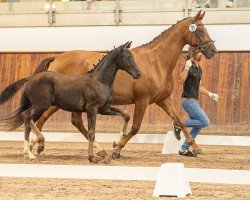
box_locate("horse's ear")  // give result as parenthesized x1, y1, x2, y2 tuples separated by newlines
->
(193, 10, 204, 22)
(123, 41, 130, 50)
(127, 41, 132, 49)
(200, 11, 205, 20)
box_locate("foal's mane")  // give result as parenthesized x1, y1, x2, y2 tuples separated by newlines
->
(141, 17, 190, 47)
(87, 48, 117, 74)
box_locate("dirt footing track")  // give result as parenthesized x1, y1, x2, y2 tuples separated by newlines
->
(0, 141, 249, 199)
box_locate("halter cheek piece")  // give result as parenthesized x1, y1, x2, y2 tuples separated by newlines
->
(188, 18, 215, 59)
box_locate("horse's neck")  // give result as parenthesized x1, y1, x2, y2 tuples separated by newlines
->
(95, 61, 118, 87)
(142, 20, 189, 73)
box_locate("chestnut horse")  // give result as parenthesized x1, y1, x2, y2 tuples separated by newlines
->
(31, 11, 217, 158)
(0, 42, 140, 163)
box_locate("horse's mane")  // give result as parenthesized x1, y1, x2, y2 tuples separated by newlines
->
(141, 17, 190, 47)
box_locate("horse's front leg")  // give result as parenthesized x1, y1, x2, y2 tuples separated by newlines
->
(156, 97, 199, 153)
(99, 106, 130, 147)
(112, 99, 149, 159)
(71, 112, 107, 158)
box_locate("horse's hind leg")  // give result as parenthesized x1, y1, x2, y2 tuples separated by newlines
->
(71, 112, 107, 158)
(156, 97, 199, 153)
(29, 106, 59, 152)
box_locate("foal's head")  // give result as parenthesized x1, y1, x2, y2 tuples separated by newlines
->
(115, 41, 141, 79)
(184, 10, 217, 59)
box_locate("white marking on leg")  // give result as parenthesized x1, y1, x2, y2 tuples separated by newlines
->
(29, 132, 38, 151)
(23, 140, 36, 160)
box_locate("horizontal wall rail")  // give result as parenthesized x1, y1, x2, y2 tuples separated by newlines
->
(0, 1, 249, 27)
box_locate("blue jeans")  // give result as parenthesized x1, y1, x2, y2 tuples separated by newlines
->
(181, 99, 210, 150)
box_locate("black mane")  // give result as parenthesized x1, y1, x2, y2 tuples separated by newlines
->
(87, 47, 121, 74)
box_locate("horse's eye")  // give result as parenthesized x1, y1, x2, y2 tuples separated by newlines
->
(198, 28, 204, 32)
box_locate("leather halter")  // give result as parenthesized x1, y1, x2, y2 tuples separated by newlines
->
(189, 19, 215, 59)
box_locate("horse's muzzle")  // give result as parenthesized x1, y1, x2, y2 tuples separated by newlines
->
(203, 41, 218, 59)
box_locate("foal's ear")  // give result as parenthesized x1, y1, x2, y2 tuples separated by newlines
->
(123, 41, 132, 50)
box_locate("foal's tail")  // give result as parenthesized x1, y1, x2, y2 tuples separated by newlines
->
(0, 94, 31, 131)
(33, 57, 55, 74)
(0, 77, 29, 105)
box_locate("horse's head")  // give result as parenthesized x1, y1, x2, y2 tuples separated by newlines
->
(185, 10, 217, 59)
(116, 41, 141, 79)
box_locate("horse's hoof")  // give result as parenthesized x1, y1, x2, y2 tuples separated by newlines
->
(23, 153, 36, 160)
(192, 148, 202, 157)
(193, 148, 203, 154)
(113, 141, 117, 148)
(96, 150, 107, 158)
(37, 146, 44, 154)
(88, 156, 111, 164)
(29, 156, 36, 161)
(104, 157, 111, 164)
(112, 152, 120, 159)
(88, 157, 100, 164)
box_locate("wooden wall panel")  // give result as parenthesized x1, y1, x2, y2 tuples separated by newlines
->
(0, 52, 249, 133)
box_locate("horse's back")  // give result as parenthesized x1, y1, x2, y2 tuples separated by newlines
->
(49, 50, 104, 76)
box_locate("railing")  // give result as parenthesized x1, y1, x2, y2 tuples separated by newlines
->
(0, 0, 249, 27)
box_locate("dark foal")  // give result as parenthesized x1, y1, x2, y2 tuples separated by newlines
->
(0, 41, 140, 163)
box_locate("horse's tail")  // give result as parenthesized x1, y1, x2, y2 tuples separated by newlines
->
(33, 57, 55, 74)
(0, 94, 31, 131)
(0, 77, 29, 105)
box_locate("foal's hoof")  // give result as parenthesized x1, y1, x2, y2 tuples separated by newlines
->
(23, 153, 36, 160)
(37, 146, 44, 154)
(96, 150, 108, 158)
(88, 156, 111, 164)
(113, 141, 117, 148)
(112, 152, 120, 159)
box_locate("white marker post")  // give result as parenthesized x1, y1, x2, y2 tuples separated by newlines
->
(162, 131, 184, 154)
(153, 163, 191, 198)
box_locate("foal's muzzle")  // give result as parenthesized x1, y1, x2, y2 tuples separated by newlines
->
(132, 71, 141, 79)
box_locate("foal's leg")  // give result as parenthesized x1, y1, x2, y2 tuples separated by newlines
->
(23, 107, 46, 154)
(156, 97, 199, 152)
(99, 106, 130, 147)
(23, 122, 36, 160)
(30, 106, 59, 152)
(71, 112, 107, 157)
(86, 107, 98, 163)
(112, 99, 149, 159)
